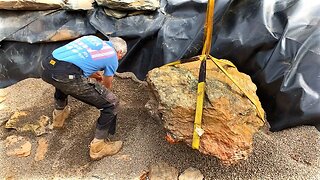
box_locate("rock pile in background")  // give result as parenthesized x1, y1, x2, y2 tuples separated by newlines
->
(0, 0, 161, 45)
(96, 0, 159, 11)
(0, 0, 159, 16)
(0, 0, 64, 10)
(99, 0, 160, 18)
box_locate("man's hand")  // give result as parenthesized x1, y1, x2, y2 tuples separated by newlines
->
(89, 71, 103, 82)
(89, 72, 113, 89)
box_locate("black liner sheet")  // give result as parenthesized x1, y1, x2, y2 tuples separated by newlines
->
(0, 10, 96, 43)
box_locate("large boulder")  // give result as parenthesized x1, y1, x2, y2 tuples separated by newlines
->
(146, 58, 265, 165)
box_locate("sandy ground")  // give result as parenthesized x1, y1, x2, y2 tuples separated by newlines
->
(0, 76, 319, 180)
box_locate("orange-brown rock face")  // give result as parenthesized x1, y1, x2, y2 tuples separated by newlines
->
(146, 59, 265, 165)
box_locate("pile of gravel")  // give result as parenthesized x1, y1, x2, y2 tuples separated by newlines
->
(0, 77, 319, 179)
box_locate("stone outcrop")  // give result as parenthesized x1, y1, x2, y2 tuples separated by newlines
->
(0, 0, 64, 10)
(0, 0, 95, 10)
(64, 0, 94, 10)
(96, 0, 160, 11)
(104, 8, 128, 19)
(146, 58, 265, 165)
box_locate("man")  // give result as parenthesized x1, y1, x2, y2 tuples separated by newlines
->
(40, 35, 127, 160)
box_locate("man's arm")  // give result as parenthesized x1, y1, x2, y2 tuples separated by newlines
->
(102, 75, 114, 89)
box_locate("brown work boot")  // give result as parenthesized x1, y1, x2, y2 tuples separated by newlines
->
(89, 139, 123, 160)
(52, 106, 71, 128)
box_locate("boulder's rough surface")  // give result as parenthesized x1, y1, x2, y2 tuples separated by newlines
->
(0, 0, 64, 10)
(96, 0, 160, 11)
(146, 59, 265, 165)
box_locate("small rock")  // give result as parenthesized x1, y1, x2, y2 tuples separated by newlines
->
(179, 167, 204, 180)
(34, 137, 48, 161)
(5, 113, 50, 136)
(5, 111, 28, 129)
(5, 135, 32, 157)
(148, 162, 178, 180)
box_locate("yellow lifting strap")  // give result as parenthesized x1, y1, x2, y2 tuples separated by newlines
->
(165, 60, 183, 66)
(191, 0, 215, 150)
(201, 0, 214, 56)
(165, 56, 236, 68)
(192, 55, 207, 149)
(209, 55, 265, 121)
(191, 56, 265, 150)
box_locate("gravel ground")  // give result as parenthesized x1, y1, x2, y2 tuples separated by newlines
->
(0, 76, 319, 179)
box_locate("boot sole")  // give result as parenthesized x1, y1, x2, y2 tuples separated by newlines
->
(90, 151, 120, 161)
(89, 145, 123, 160)
(90, 154, 104, 161)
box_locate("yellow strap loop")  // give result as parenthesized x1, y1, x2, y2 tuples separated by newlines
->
(165, 60, 182, 66)
(209, 55, 265, 122)
(214, 59, 236, 68)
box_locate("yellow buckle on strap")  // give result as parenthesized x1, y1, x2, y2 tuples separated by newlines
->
(49, 59, 56, 66)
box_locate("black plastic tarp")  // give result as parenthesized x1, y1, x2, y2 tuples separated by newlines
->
(0, 0, 319, 131)
(0, 41, 67, 88)
(209, 0, 320, 131)
(0, 9, 96, 43)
